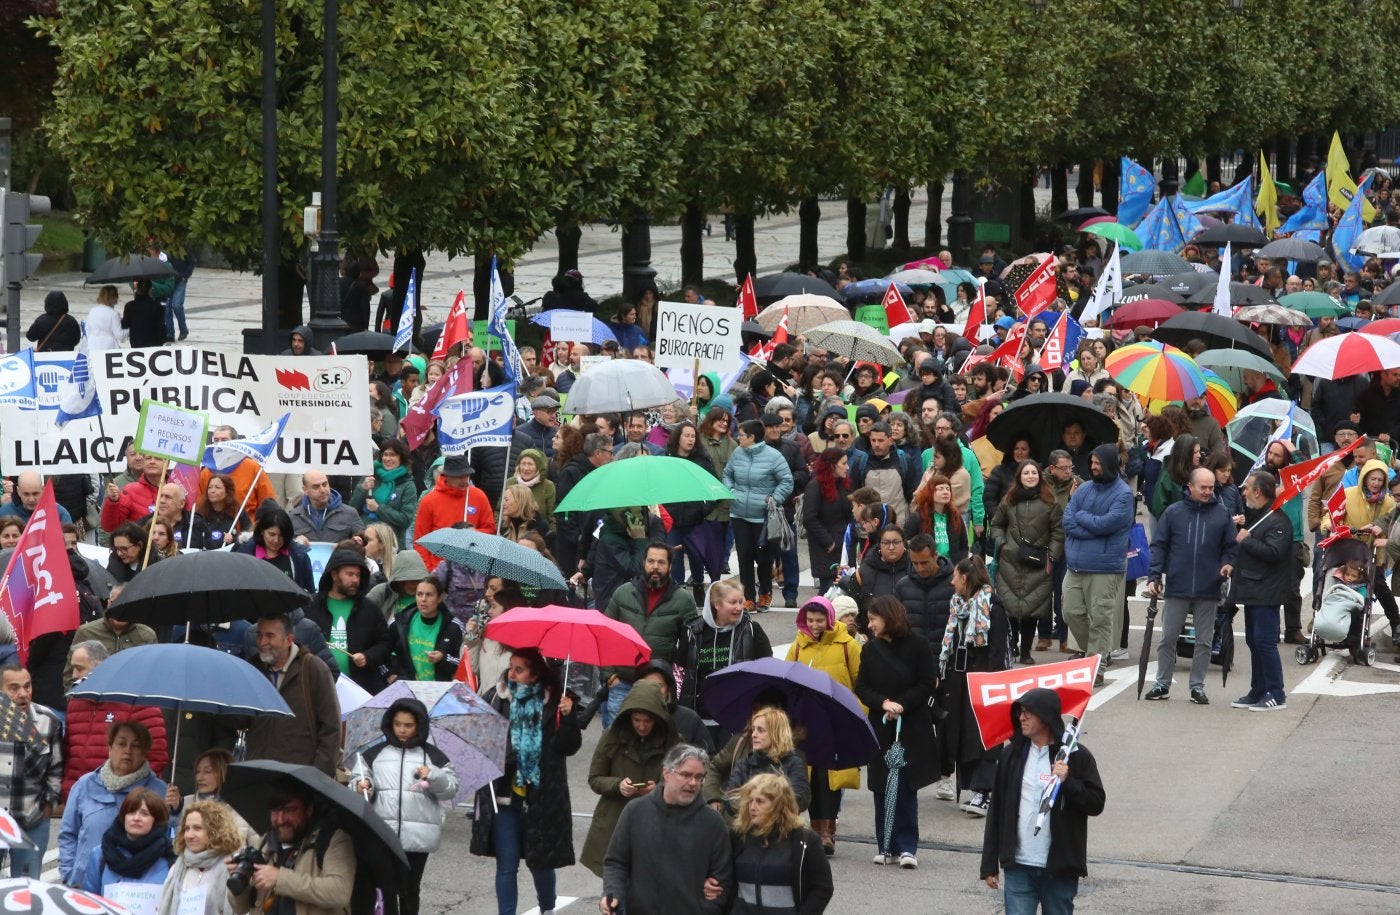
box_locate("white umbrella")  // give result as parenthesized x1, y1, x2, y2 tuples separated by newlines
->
(562, 359, 679, 414)
(1356, 225, 1400, 255)
(755, 296, 849, 335)
(885, 268, 944, 286)
(804, 320, 903, 364)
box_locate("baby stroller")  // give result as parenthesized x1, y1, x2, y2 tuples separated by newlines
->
(1298, 536, 1377, 667)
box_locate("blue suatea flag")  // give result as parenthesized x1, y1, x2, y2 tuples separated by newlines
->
(487, 257, 524, 381)
(1332, 172, 1375, 271)
(434, 383, 517, 455)
(393, 269, 418, 354)
(1278, 172, 1329, 235)
(0, 350, 36, 406)
(1118, 157, 1155, 227)
(54, 351, 101, 427)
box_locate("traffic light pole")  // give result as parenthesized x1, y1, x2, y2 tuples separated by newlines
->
(3, 191, 51, 354)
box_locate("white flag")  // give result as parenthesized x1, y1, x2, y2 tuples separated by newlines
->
(1079, 244, 1123, 326)
(1212, 242, 1233, 316)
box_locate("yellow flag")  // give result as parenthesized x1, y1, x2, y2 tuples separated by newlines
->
(1327, 131, 1375, 221)
(1256, 151, 1279, 237)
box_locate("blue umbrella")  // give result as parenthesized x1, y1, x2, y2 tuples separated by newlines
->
(1339, 316, 1372, 331)
(841, 279, 913, 303)
(416, 529, 569, 591)
(68, 643, 292, 716)
(529, 309, 617, 344)
(701, 657, 879, 769)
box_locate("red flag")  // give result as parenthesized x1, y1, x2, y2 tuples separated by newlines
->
(453, 651, 479, 692)
(738, 274, 759, 320)
(961, 282, 986, 343)
(967, 655, 1100, 750)
(1318, 527, 1354, 549)
(401, 357, 474, 450)
(1272, 437, 1361, 509)
(1325, 483, 1348, 531)
(168, 462, 201, 513)
(1014, 255, 1059, 321)
(749, 306, 789, 360)
(1038, 318, 1069, 373)
(431, 291, 471, 361)
(0, 484, 78, 664)
(881, 283, 915, 328)
(987, 323, 1027, 381)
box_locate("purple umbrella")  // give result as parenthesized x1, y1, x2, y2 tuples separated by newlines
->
(702, 657, 880, 769)
(342, 680, 507, 801)
(683, 520, 728, 580)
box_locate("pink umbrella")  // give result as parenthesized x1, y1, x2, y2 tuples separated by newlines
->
(1076, 216, 1117, 230)
(486, 606, 651, 671)
(1292, 333, 1400, 380)
(899, 255, 947, 271)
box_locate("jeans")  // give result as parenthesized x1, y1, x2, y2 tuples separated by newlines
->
(1003, 863, 1079, 915)
(1154, 597, 1216, 691)
(1039, 558, 1068, 642)
(492, 799, 556, 915)
(732, 518, 773, 601)
(164, 276, 189, 338)
(1243, 605, 1286, 702)
(9, 816, 48, 878)
(601, 679, 633, 729)
(872, 768, 919, 857)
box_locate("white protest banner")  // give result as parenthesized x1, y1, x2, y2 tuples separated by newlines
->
(178, 888, 209, 915)
(550, 310, 595, 343)
(135, 399, 209, 465)
(578, 355, 610, 374)
(436, 384, 517, 455)
(105, 882, 160, 915)
(0, 348, 373, 475)
(655, 301, 743, 371)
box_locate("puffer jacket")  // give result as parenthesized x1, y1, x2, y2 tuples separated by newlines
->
(58, 767, 168, 888)
(350, 698, 459, 853)
(1061, 444, 1135, 574)
(602, 576, 697, 681)
(722, 442, 792, 523)
(61, 696, 169, 797)
(988, 492, 1064, 620)
(725, 748, 812, 812)
(850, 550, 910, 614)
(892, 557, 956, 645)
(1148, 489, 1239, 600)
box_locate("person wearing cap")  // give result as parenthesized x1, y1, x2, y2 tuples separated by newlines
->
(305, 548, 396, 694)
(980, 688, 1105, 911)
(976, 256, 1006, 301)
(521, 394, 562, 458)
(413, 455, 496, 570)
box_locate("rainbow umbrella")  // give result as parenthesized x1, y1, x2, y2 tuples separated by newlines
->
(1105, 341, 1206, 401)
(1148, 369, 1237, 425)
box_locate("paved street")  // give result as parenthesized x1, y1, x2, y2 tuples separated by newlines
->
(17, 185, 1400, 912)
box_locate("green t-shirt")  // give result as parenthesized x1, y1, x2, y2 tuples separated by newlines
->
(933, 512, 951, 558)
(328, 597, 353, 674)
(408, 612, 443, 680)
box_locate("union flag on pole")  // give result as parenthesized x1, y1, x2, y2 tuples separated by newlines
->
(881, 283, 915, 328)
(967, 655, 1099, 750)
(961, 282, 987, 343)
(737, 274, 759, 320)
(1325, 482, 1348, 532)
(1014, 255, 1059, 321)
(1271, 437, 1360, 510)
(431, 291, 471, 360)
(0, 483, 78, 664)
(749, 305, 789, 361)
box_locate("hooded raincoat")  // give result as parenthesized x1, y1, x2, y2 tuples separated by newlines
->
(350, 697, 459, 853)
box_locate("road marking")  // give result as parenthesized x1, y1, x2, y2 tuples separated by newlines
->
(1292, 653, 1400, 696)
(523, 898, 577, 914)
(1087, 664, 1140, 710)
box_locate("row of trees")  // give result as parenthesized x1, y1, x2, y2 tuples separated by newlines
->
(21, 0, 1400, 300)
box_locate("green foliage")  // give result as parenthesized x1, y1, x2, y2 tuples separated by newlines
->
(32, 210, 84, 256)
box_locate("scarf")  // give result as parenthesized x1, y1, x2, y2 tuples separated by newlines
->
(516, 473, 541, 489)
(371, 462, 409, 509)
(98, 760, 153, 793)
(508, 681, 544, 788)
(940, 585, 994, 665)
(156, 847, 227, 915)
(100, 815, 172, 878)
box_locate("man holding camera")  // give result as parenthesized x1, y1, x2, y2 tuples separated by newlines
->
(227, 779, 355, 915)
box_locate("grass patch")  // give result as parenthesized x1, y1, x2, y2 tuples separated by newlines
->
(32, 211, 85, 257)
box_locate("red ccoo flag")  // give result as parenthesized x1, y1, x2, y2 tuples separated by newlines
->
(987, 322, 1027, 381)
(1014, 255, 1059, 321)
(750, 305, 790, 361)
(432, 290, 471, 360)
(401, 356, 474, 450)
(738, 274, 759, 320)
(1325, 482, 1348, 532)
(0, 483, 78, 664)
(881, 283, 915, 328)
(967, 655, 1099, 750)
(1272, 437, 1360, 510)
(962, 282, 987, 344)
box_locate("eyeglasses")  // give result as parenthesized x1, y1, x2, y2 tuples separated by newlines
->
(834, 433, 852, 439)
(880, 539, 904, 547)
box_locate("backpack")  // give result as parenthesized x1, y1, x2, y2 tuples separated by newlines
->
(75, 576, 105, 624)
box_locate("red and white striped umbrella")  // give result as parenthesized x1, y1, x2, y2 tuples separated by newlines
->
(1292, 332, 1400, 379)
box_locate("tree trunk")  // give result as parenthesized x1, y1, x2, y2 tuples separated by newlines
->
(1076, 160, 1096, 207)
(1019, 174, 1037, 247)
(925, 181, 943, 249)
(798, 197, 821, 271)
(846, 197, 867, 262)
(473, 251, 491, 317)
(1159, 157, 1180, 198)
(892, 189, 911, 251)
(733, 214, 758, 283)
(1101, 158, 1121, 214)
(1205, 154, 1222, 186)
(556, 217, 581, 274)
(680, 202, 705, 286)
(1273, 138, 1292, 189)
(1050, 161, 1070, 214)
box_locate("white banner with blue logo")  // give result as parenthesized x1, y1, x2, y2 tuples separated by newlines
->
(434, 383, 517, 455)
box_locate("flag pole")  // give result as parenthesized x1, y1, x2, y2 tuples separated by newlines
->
(229, 465, 268, 540)
(496, 443, 514, 536)
(140, 462, 171, 570)
(184, 465, 198, 548)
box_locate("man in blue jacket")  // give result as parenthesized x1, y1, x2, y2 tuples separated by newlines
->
(1144, 467, 1239, 705)
(1061, 444, 1135, 685)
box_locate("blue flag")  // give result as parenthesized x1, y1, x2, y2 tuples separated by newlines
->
(1140, 197, 1200, 253)
(486, 257, 523, 381)
(1171, 195, 1205, 245)
(0, 350, 36, 406)
(1188, 175, 1255, 225)
(434, 383, 517, 455)
(1118, 157, 1155, 227)
(1278, 171, 1329, 234)
(393, 269, 417, 354)
(55, 351, 101, 427)
(1332, 172, 1375, 271)
(203, 412, 290, 472)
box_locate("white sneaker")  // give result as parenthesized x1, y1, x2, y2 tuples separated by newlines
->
(872, 852, 891, 865)
(935, 780, 956, 801)
(961, 791, 990, 816)
(899, 853, 918, 869)
(1109, 647, 1129, 661)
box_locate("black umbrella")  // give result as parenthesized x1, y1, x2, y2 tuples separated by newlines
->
(84, 254, 175, 285)
(1057, 206, 1110, 223)
(1120, 250, 1192, 276)
(985, 393, 1120, 462)
(224, 760, 409, 884)
(1137, 595, 1159, 700)
(1192, 224, 1269, 247)
(333, 330, 413, 357)
(1374, 283, 1400, 309)
(1257, 237, 1327, 262)
(419, 321, 444, 353)
(1121, 283, 1184, 305)
(105, 550, 310, 627)
(752, 272, 844, 305)
(741, 319, 772, 340)
(1155, 271, 1217, 298)
(1184, 282, 1275, 308)
(1151, 311, 1273, 359)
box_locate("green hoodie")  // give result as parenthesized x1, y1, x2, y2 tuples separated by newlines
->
(697, 371, 723, 417)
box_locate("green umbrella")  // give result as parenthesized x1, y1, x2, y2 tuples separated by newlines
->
(555, 455, 734, 513)
(1084, 222, 1144, 252)
(1194, 348, 1286, 391)
(1279, 291, 1347, 318)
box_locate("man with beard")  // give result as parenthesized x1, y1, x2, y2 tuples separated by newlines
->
(226, 777, 355, 914)
(1185, 393, 1226, 457)
(602, 544, 698, 727)
(1061, 445, 1134, 686)
(305, 549, 394, 694)
(238, 615, 340, 775)
(1260, 441, 1309, 645)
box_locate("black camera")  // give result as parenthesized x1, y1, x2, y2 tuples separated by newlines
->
(226, 845, 266, 894)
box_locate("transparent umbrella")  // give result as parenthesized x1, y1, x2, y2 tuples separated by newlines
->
(1226, 400, 1318, 463)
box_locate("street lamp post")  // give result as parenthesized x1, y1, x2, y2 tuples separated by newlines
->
(306, 0, 349, 347)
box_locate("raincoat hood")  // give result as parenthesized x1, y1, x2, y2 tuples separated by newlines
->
(1009, 687, 1063, 739)
(515, 449, 548, 481)
(43, 291, 69, 316)
(288, 324, 318, 352)
(378, 696, 449, 766)
(634, 659, 678, 704)
(698, 371, 723, 408)
(1090, 443, 1120, 481)
(701, 587, 744, 632)
(318, 546, 371, 593)
(607, 680, 677, 744)
(388, 549, 429, 584)
(796, 596, 835, 640)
